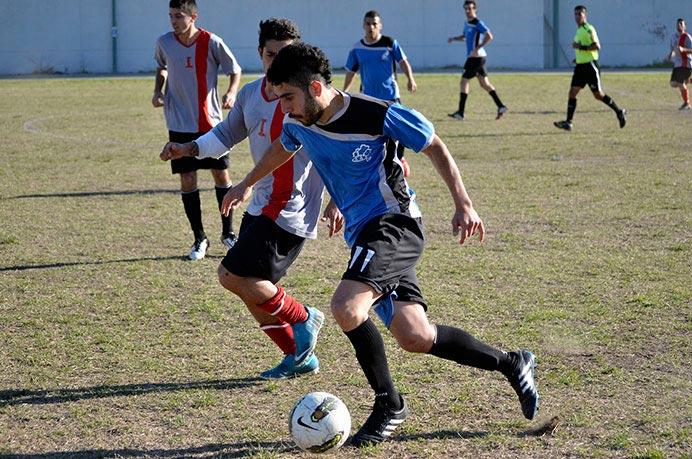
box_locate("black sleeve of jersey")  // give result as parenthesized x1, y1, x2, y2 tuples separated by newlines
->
(322, 94, 392, 136)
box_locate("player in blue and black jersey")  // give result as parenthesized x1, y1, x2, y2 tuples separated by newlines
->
(344, 10, 417, 176)
(447, 0, 507, 121)
(223, 42, 540, 448)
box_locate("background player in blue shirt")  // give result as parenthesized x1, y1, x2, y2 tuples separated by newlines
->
(344, 10, 417, 176)
(223, 42, 539, 448)
(447, 0, 507, 121)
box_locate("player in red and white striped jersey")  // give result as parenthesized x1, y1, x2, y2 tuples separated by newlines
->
(666, 18, 692, 110)
(153, 0, 242, 260)
(160, 18, 343, 379)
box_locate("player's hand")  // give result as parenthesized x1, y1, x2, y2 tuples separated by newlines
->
(321, 199, 344, 238)
(221, 180, 253, 216)
(452, 204, 485, 245)
(408, 80, 417, 93)
(159, 142, 189, 161)
(152, 92, 164, 107)
(222, 92, 236, 110)
(572, 41, 581, 50)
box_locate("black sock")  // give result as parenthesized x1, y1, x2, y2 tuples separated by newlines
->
(181, 189, 206, 242)
(344, 318, 400, 409)
(601, 95, 621, 113)
(428, 324, 510, 372)
(567, 98, 577, 121)
(489, 90, 504, 108)
(458, 92, 468, 115)
(215, 185, 233, 235)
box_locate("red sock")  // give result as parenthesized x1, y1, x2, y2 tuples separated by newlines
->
(260, 322, 295, 355)
(683, 87, 690, 104)
(256, 286, 308, 325)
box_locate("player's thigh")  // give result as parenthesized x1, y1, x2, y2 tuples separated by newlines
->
(221, 213, 306, 284)
(331, 279, 379, 331)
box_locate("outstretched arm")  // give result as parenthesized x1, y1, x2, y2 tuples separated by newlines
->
(421, 135, 485, 245)
(221, 140, 296, 216)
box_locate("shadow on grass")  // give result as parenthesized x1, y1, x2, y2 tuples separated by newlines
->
(0, 255, 194, 271)
(2, 189, 181, 200)
(0, 378, 260, 408)
(0, 431, 490, 458)
(0, 441, 294, 459)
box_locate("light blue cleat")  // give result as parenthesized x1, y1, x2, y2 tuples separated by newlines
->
(259, 353, 319, 380)
(292, 306, 324, 366)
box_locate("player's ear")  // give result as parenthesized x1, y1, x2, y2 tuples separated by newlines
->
(309, 80, 322, 97)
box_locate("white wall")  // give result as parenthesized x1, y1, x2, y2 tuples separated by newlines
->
(0, 0, 688, 75)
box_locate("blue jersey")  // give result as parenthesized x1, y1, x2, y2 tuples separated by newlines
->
(345, 35, 407, 101)
(280, 93, 433, 247)
(464, 18, 489, 57)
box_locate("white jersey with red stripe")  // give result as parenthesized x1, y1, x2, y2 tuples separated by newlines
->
(198, 77, 325, 239)
(671, 32, 692, 68)
(155, 29, 241, 133)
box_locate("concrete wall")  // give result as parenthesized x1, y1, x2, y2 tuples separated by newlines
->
(0, 0, 687, 75)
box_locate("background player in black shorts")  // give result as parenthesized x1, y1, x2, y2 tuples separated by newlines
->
(553, 5, 626, 131)
(447, 0, 507, 121)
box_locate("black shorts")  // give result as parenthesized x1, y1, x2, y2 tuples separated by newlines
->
(571, 61, 602, 92)
(671, 67, 692, 84)
(168, 131, 229, 174)
(343, 213, 427, 308)
(462, 57, 488, 79)
(220, 213, 306, 284)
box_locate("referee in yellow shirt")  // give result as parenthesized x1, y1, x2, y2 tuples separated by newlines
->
(554, 5, 626, 131)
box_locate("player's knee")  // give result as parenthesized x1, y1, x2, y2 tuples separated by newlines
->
(217, 264, 239, 293)
(330, 302, 366, 332)
(396, 331, 433, 353)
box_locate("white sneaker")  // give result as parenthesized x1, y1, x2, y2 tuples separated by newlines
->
(189, 238, 208, 260)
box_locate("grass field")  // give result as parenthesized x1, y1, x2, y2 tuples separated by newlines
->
(0, 72, 691, 459)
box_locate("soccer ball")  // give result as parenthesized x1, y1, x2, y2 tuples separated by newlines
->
(289, 392, 351, 453)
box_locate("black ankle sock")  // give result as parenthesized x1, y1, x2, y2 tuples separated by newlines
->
(181, 189, 205, 241)
(567, 98, 577, 121)
(602, 95, 621, 113)
(345, 318, 400, 409)
(215, 185, 233, 235)
(489, 90, 503, 107)
(458, 92, 468, 115)
(428, 324, 510, 372)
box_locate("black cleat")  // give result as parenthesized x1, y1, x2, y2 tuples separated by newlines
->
(350, 395, 409, 447)
(505, 350, 539, 420)
(553, 120, 573, 131)
(617, 108, 627, 128)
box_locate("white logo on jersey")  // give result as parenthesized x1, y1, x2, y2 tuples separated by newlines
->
(348, 246, 376, 272)
(381, 52, 389, 61)
(352, 144, 373, 163)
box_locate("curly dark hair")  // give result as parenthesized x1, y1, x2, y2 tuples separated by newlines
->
(266, 42, 332, 89)
(258, 18, 301, 49)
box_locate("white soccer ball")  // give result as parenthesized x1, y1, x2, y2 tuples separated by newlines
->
(289, 391, 351, 453)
